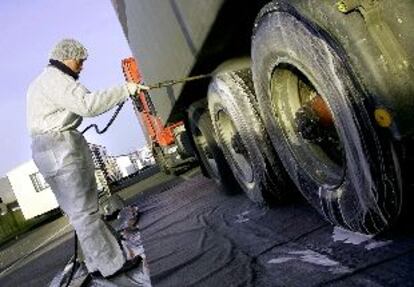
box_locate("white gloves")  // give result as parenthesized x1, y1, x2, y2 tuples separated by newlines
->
(126, 82, 150, 95)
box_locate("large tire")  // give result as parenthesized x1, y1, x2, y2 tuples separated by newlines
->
(208, 68, 291, 204)
(252, 2, 402, 234)
(188, 108, 240, 194)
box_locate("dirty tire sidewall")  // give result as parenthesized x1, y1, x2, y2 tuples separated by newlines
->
(208, 71, 265, 204)
(189, 110, 241, 194)
(208, 69, 291, 204)
(252, 4, 402, 233)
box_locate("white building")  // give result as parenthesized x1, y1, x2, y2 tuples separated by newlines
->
(89, 143, 123, 188)
(114, 146, 155, 178)
(138, 145, 156, 167)
(129, 145, 155, 170)
(2, 144, 156, 220)
(6, 161, 59, 220)
(116, 156, 137, 177)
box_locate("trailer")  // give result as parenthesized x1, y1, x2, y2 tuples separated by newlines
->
(112, 0, 414, 234)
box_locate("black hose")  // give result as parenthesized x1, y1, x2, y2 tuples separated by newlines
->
(80, 101, 126, 135)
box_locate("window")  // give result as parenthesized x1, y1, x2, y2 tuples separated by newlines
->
(29, 172, 50, 192)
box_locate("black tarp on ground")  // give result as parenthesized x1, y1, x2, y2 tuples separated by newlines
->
(134, 174, 414, 287)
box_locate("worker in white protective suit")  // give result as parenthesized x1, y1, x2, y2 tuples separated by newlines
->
(27, 39, 145, 278)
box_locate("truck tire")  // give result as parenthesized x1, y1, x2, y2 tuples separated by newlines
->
(252, 2, 402, 234)
(189, 109, 240, 194)
(208, 69, 291, 204)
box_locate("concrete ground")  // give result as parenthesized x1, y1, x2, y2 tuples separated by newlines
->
(1, 166, 413, 286)
(0, 168, 182, 287)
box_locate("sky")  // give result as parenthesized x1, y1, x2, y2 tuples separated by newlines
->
(0, 0, 147, 177)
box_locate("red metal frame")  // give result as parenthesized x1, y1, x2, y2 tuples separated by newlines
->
(122, 57, 184, 147)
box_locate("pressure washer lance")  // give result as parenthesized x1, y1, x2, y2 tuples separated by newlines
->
(81, 72, 214, 134)
(145, 72, 214, 90)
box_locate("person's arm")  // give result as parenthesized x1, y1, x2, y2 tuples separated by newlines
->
(58, 81, 131, 117)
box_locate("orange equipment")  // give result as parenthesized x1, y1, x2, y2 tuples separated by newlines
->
(122, 57, 185, 147)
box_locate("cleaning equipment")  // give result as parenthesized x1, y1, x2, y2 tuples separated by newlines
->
(122, 57, 206, 175)
(122, 57, 185, 146)
(58, 57, 336, 286)
(56, 61, 216, 287)
(81, 102, 126, 135)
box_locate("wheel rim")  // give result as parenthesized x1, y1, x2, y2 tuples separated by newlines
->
(194, 126, 220, 178)
(216, 109, 254, 184)
(270, 65, 345, 186)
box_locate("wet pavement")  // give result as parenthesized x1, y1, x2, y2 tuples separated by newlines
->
(134, 174, 414, 287)
(1, 168, 414, 286)
(0, 170, 179, 287)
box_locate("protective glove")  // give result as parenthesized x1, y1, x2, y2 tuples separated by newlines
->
(126, 82, 150, 95)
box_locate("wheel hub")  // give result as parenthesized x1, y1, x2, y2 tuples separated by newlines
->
(295, 104, 322, 143)
(217, 110, 254, 183)
(295, 95, 333, 143)
(270, 66, 345, 186)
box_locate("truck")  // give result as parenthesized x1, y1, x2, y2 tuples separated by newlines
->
(111, 0, 413, 235)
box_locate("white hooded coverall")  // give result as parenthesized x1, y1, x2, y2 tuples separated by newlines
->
(27, 64, 130, 276)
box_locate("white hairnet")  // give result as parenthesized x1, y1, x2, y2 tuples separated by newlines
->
(49, 38, 88, 62)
